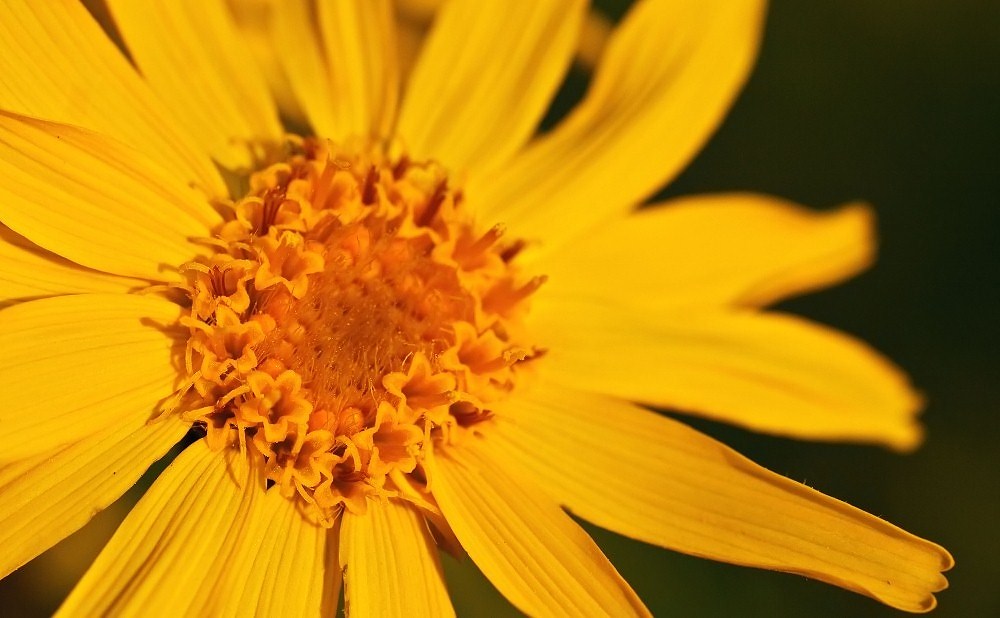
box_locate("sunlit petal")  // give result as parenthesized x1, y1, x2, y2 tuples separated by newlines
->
(106, 0, 283, 169)
(533, 301, 923, 450)
(539, 194, 875, 308)
(341, 499, 454, 617)
(398, 0, 584, 173)
(0, 0, 225, 196)
(491, 386, 952, 613)
(473, 0, 766, 253)
(0, 294, 185, 461)
(430, 440, 651, 617)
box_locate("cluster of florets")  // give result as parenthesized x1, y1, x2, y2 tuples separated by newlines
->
(167, 137, 541, 523)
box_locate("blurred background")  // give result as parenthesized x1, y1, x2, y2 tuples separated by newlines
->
(1, 0, 997, 616)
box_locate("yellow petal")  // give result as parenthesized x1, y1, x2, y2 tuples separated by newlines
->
(271, 1, 331, 132)
(0, 415, 187, 579)
(341, 499, 454, 617)
(539, 195, 875, 309)
(490, 386, 953, 613)
(57, 441, 260, 617)
(0, 225, 145, 307)
(105, 0, 283, 170)
(471, 0, 766, 253)
(0, 0, 225, 197)
(0, 112, 219, 281)
(532, 302, 924, 450)
(0, 294, 185, 461)
(398, 0, 585, 173)
(225, 0, 307, 125)
(274, 0, 398, 140)
(396, 0, 440, 22)
(395, 11, 428, 86)
(577, 8, 614, 70)
(201, 490, 329, 617)
(429, 440, 651, 617)
(395, 0, 614, 73)
(317, 0, 399, 140)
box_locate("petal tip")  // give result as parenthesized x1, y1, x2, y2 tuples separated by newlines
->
(886, 420, 924, 454)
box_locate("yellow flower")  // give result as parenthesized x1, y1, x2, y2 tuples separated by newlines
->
(0, 1, 952, 616)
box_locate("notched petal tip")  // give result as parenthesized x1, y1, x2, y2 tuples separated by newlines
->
(499, 387, 952, 615)
(756, 478, 955, 614)
(845, 539, 953, 614)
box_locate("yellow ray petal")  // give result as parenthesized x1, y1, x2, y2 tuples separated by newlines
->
(225, 0, 306, 125)
(397, 0, 584, 174)
(0, 225, 145, 307)
(105, 0, 283, 171)
(429, 440, 651, 617)
(317, 0, 399, 140)
(197, 489, 328, 617)
(56, 441, 259, 617)
(0, 294, 185, 461)
(0, 112, 220, 281)
(532, 302, 924, 450)
(539, 194, 875, 309)
(489, 386, 953, 613)
(341, 499, 455, 617)
(274, 0, 398, 141)
(0, 0, 225, 197)
(577, 8, 614, 70)
(395, 10, 429, 86)
(271, 1, 331, 133)
(471, 0, 766, 253)
(396, 0, 440, 22)
(0, 413, 186, 579)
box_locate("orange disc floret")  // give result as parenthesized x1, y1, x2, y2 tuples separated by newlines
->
(171, 137, 543, 523)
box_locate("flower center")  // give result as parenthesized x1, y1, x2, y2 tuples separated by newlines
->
(169, 137, 541, 523)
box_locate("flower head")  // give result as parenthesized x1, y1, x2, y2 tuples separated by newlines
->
(0, 0, 951, 616)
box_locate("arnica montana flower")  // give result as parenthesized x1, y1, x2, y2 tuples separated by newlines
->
(0, 0, 952, 615)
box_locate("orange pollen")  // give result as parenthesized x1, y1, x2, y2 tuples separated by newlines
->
(171, 137, 542, 523)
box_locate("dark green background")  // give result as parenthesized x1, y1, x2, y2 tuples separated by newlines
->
(2, 1, 997, 616)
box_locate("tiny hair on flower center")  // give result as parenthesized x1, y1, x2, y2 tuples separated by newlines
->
(168, 137, 542, 523)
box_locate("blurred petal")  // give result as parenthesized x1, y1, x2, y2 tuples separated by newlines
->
(0, 226, 144, 307)
(395, 10, 429, 84)
(317, 0, 400, 139)
(540, 195, 875, 308)
(0, 294, 185, 461)
(57, 442, 260, 616)
(0, 0, 225, 196)
(491, 386, 953, 613)
(274, 0, 398, 140)
(473, 0, 766, 253)
(0, 112, 219, 281)
(0, 415, 187, 579)
(398, 0, 584, 173)
(532, 302, 924, 450)
(271, 1, 331, 132)
(577, 8, 614, 70)
(429, 440, 650, 617)
(106, 0, 283, 170)
(321, 525, 343, 618)
(395, 0, 440, 22)
(225, 0, 306, 124)
(341, 499, 454, 617)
